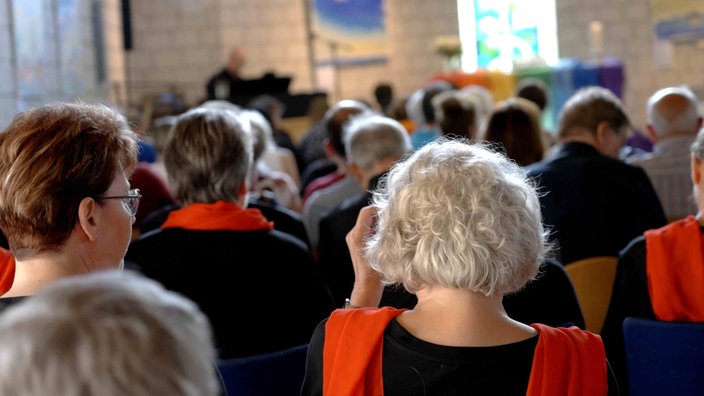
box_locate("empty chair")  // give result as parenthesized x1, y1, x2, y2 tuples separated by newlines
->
(216, 343, 309, 396)
(564, 256, 618, 333)
(623, 317, 704, 396)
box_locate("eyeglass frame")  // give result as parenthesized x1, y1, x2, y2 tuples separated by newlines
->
(94, 188, 142, 216)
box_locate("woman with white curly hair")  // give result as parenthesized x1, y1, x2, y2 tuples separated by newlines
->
(301, 139, 614, 395)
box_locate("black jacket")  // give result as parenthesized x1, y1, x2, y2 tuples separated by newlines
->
(125, 226, 334, 359)
(526, 142, 667, 265)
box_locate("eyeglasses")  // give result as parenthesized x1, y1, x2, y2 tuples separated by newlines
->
(96, 188, 142, 216)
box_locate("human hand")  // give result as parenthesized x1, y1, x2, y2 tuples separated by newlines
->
(345, 205, 384, 308)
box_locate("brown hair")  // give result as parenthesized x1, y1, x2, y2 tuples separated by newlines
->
(433, 90, 477, 140)
(0, 102, 138, 259)
(558, 86, 630, 139)
(483, 97, 544, 167)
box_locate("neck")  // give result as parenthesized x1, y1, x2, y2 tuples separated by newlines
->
(3, 253, 88, 298)
(397, 286, 536, 346)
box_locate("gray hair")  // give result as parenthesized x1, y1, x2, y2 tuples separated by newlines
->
(691, 127, 704, 160)
(165, 106, 253, 205)
(344, 112, 413, 171)
(0, 270, 219, 396)
(366, 139, 547, 296)
(647, 86, 700, 137)
(240, 109, 275, 163)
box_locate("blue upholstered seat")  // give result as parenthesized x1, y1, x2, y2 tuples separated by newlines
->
(623, 317, 704, 396)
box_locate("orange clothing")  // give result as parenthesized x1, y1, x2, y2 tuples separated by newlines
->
(645, 215, 704, 321)
(160, 201, 273, 232)
(0, 248, 15, 296)
(323, 307, 607, 395)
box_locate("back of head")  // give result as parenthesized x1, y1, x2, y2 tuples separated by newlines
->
(373, 83, 394, 109)
(366, 139, 546, 296)
(483, 97, 544, 166)
(165, 106, 253, 205)
(0, 102, 138, 260)
(460, 84, 495, 131)
(557, 86, 630, 139)
(322, 99, 371, 156)
(432, 90, 478, 139)
(421, 81, 455, 125)
(405, 88, 427, 127)
(200, 99, 242, 114)
(248, 94, 284, 128)
(647, 86, 700, 138)
(241, 109, 275, 163)
(343, 112, 413, 171)
(515, 77, 549, 112)
(0, 270, 219, 396)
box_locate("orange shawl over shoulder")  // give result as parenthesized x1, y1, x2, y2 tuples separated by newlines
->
(323, 307, 607, 395)
(645, 215, 704, 321)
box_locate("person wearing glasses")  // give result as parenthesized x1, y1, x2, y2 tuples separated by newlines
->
(0, 102, 140, 310)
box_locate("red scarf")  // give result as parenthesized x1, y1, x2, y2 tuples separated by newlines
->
(645, 215, 704, 321)
(160, 201, 273, 231)
(323, 308, 607, 396)
(0, 248, 14, 296)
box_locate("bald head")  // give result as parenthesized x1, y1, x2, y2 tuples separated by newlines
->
(227, 47, 245, 75)
(647, 86, 701, 139)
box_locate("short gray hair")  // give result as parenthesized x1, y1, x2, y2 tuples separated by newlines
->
(0, 270, 219, 396)
(647, 86, 700, 137)
(344, 112, 412, 171)
(366, 139, 547, 296)
(165, 106, 253, 205)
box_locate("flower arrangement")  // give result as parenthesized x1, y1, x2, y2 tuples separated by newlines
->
(433, 35, 463, 58)
(433, 35, 463, 72)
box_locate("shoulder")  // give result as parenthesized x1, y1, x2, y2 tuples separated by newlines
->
(531, 323, 604, 349)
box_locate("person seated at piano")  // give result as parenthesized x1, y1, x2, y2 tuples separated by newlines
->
(205, 46, 246, 101)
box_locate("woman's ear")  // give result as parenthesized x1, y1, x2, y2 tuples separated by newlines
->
(77, 197, 100, 242)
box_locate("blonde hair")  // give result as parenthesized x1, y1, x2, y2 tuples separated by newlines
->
(366, 139, 548, 296)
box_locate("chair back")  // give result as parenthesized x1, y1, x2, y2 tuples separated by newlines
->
(564, 256, 617, 333)
(216, 343, 309, 396)
(623, 317, 704, 396)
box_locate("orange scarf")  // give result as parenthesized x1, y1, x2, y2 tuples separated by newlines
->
(323, 308, 607, 396)
(0, 248, 14, 296)
(160, 201, 273, 231)
(645, 215, 704, 321)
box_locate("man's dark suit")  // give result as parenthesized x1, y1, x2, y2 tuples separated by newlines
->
(526, 142, 667, 265)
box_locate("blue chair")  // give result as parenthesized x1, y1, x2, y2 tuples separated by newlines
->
(623, 317, 704, 396)
(216, 343, 309, 396)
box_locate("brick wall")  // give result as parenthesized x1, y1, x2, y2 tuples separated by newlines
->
(0, 0, 16, 127)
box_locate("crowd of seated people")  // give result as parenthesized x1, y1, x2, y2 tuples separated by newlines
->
(601, 126, 704, 394)
(3, 76, 704, 395)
